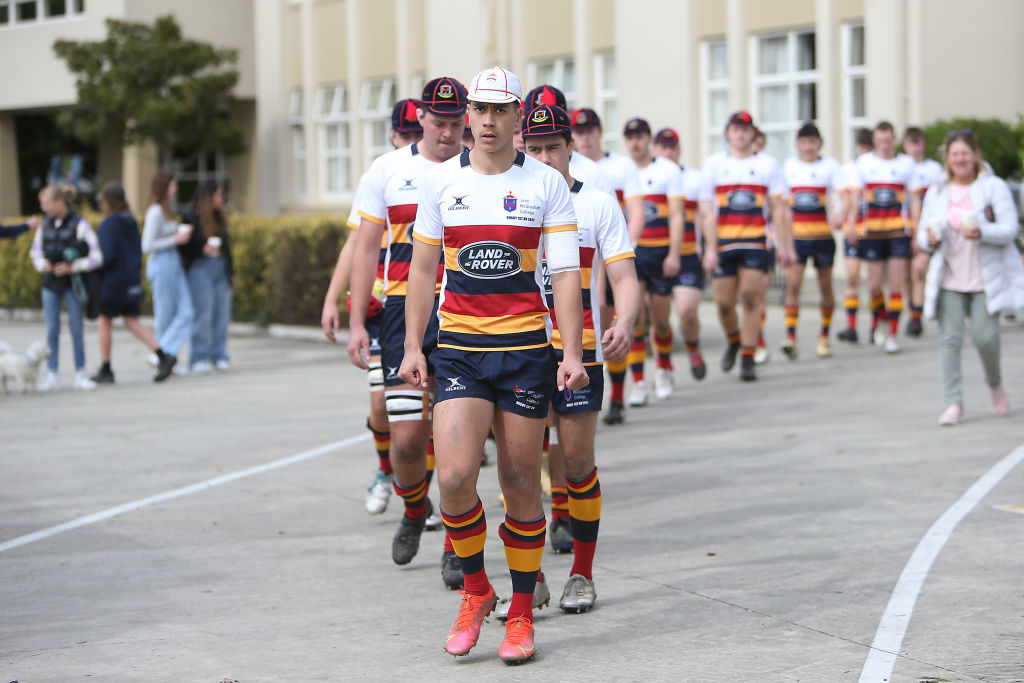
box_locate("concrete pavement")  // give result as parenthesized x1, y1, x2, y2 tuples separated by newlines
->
(1, 304, 1022, 681)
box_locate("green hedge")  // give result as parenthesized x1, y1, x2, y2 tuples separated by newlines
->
(924, 117, 1022, 180)
(1, 213, 349, 327)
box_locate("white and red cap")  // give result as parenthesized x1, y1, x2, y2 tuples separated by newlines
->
(467, 66, 522, 104)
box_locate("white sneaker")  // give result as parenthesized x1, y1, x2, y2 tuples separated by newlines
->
(873, 328, 887, 347)
(173, 364, 189, 376)
(753, 347, 769, 365)
(38, 370, 59, 392)
(214, 359, 231, 371)
(73, 370, 96, 391)
(365, 470, 393, 515)
(653, 367, 674, 400)
(628, 380, 648, 407)
(191, 360, 213, 374)
(884, 336, 901, 354)
(147, 352, 159, 367)
(495, 573, 551, 620)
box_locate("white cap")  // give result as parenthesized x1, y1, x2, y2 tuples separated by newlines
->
(467, 66, 522, 104)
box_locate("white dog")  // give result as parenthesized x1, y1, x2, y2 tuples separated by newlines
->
(0, 341, 51, 394)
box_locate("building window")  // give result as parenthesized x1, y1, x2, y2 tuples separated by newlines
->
(162, 150, 229, 208)
(701, 39, 729, 158)
(528, 57, 576, 109)
(750, 30, 817, 162)
(288, 88, 306, 200)
(0, 0, 83, 25)
(593, 51, 617, 152)
(841, 22, 867, 161)
(315, 83, 351, 197)
(361, 78, 397, 167)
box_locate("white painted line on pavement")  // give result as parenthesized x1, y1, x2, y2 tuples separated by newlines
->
(859, 444, 1024, 682)
(0, 434, 370, 554)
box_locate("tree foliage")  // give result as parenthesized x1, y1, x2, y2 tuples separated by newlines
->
(923, 117, 1022, 179)
(53, 15, 245, 157)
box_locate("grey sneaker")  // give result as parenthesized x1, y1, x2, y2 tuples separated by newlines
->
(392, 498, 431, 565)
(365, 470, 392, 515)
(495, 573, 551, 620)
(559, 573, 597, 613)
(441, 550, 463, 590)
(549, 516, 573, 553)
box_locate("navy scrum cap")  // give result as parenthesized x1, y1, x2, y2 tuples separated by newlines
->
(727, 110, 755, 128)
(524, 84, 567, 113)
(797, 121, 821, 138)
(571, 107, 601, 131)
(419, 77, 468, 116)
(391, 99, 423, 133)
(521, 105, 572, 138)
(623, 117, 651, 136)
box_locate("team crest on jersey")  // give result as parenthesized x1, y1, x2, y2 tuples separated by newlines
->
(438, 84, 454, 99)
(531, 109, 549, 124)
(727, 189, 758, 211)
(503, 192, 518, 213)
(457, 241, 521, 279)
(793, 191, 822, 210)
(873, 188, 899, 207)
(643, 200, 658, 223)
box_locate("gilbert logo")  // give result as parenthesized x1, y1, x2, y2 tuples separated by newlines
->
(448, 195, 469, 211)
(446, 377, 465, 391)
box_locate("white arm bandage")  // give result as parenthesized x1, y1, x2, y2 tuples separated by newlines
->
(544, 229, 580, 274)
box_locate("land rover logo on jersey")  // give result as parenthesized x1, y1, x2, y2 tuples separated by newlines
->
(793, 191, 822, 210)
(727, 189, 757, 211)
(873, 188, 899, 207)
(504, 192, 518, 212)
(438, 84, 454, 98)
(644, 200, 658, 223)
(457, 241, 522, 279)
(531, 109, 549, 124)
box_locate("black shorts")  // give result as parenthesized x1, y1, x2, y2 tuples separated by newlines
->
(858, 236, 911, 262)
(712, 248, 773, 278)
(432, 345, 556, 419)
(635, 247, 703, 295)
(381, 296, 440, 387)
(366, 312, 383, 357)
(98, 300, 141, 318)
(551, 365, 604, 415)
(843, 237, 859, 259)
(795, 238, 837, 269)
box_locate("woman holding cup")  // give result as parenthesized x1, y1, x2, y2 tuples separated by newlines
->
(143, 172, 194, 381)
(180, 181, 234, 372)
(917, 129, 1024, 425)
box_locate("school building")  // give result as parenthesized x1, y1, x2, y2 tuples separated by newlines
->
(0, 0, 1021, 218)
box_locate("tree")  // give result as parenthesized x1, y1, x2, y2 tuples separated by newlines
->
(923, 117, 1022, 180)
(53, 15, 245, 161)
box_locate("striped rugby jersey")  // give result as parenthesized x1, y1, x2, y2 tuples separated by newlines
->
(358, 143, 446, 298)
(911, 158, 943, 196)
(596, 150, 640, 208)
(348, 172, 387, 284)
(783, 155, 842, 240)
(543, 180, 635, 365)
(414, 150, 578, 352)
(849, 152, 922, 238)
(569, 150, 614, 198)
(698, 151, 788, 252)
(624, 156, 685, 249)
(680, 164, 703, 256)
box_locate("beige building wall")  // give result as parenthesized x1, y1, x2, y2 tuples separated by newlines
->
(0, 113, 21, 218)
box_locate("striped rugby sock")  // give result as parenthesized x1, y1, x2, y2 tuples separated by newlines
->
(784, 306, 799, 340)
(425, 436, 435, 487)
(499, 514, 546, 621)
(606, 359, 627, 403)
(393, 476, 427, 519)
(820, 306, 834, 337)
(568, 467, 601, 580)
(654, 331, 673, 370)
(442, 499, 489, 595)
(888, 292, 903, 336)
(551, 485, 569, 522)
(845, 296, 859, 330)
(628, 329, 647, 383)
(367, 416, 392, 475)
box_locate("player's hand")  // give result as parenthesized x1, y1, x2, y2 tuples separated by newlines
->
(777, 246, 797, 269)
(702, 249, 718, 274)
(845, 227, 859, 247)
(910, 238, 921, 257)
(398, 349, 429, 389)
(557, 358, 589, 392)
(601, 322, 631, 364)
(960, 224, 981, 240)
(661, 254, 681, 278)
(53, 262, 73, 276)
(346, 325, 370, 369)
(27, 216, 41, 230)
(829, 216, 844, 233)
(321, 301, 340, 342)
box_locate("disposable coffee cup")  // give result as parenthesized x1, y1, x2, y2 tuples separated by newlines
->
(925, 217, 943, 242)
(208, 236, 223, 249)
(177, 224, 192, 234)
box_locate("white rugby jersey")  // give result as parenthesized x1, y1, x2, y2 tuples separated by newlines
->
(414, 150, 578, 352)
(698, 151, 788, 251)
(623, 156, 685, 249)
(782, 155, 842, 240)
(542, 180, 634, 364)
(596, 150, 640, 206)
(911, 158, 944, 195)
(569, 150, 613, 198)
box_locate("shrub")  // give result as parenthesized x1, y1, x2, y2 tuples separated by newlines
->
(1, 213, 349, 327)
(924, 117, 1022, 179)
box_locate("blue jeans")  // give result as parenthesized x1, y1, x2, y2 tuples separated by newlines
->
(187, 256, 232, 365)
(42, 287, 86, 371)
(146, 249, 193, 356)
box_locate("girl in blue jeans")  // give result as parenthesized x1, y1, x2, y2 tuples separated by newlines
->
(142, 172, 194, 381)
(180, 181, 233, 372)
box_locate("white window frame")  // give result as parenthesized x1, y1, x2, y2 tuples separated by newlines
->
(315, 83, 352, 199)
(592, 51, 617, 152)
(841, 21, 868, 162)
(0, 0, 85, 28)
(749, 29, 818, 163)
(288, 88, 306, 200)
(361, 78, 397, 168)
(527, 56, 576, 110)
(161, 150, 229, 210)
(701, 38, 729, 160)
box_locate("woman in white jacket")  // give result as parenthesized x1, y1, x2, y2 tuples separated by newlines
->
(918, 129, 1024, 425)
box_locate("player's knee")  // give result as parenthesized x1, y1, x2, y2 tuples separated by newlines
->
(740, 290, 759, 310)
(563, 450, 594, 480)
(717, 302, 733, 318)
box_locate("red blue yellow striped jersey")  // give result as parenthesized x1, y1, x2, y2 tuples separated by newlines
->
(623, 156, 685, 248)
(414, 150, 578, 352)
(698, 151, 788, 251)
(849, 152, 921, 238)
(783, 155, 842, 240)
(596, 150, 640, 210)
(680, 164, 703, 256)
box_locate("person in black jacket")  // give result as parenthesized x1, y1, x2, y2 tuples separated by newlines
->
(179, 181, 234, 372)
(90, 182, 168, 384)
